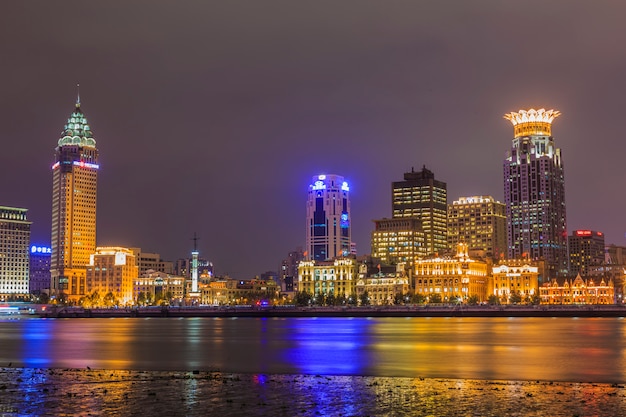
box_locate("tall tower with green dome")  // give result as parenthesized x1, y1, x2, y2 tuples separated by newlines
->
(50, 92, 99, 298)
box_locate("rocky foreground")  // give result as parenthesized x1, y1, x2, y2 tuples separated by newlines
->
(0, 368, 625, 416)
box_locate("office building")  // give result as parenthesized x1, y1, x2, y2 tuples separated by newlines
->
(29, 245, 51, 295)
(86, 247, 138, 305)
(447, 196, 507, 259)
(50, 95, 99, 297)
(298, 257, 357, 298)
(306, 174, 351, 260)
(491, 259, 541, 303)
(0, 206, 31, 296)
(130, 248, 174, 275)
(503, 108, 567, 277)
(567, 230, 605, 277)
(392, 166, 447, 256)
(371, 217, 426, 265)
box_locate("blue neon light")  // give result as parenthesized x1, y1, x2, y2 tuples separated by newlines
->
(31, 245, 52, 254)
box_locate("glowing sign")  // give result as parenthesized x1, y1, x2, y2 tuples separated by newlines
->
(318, 175, 326, 180)
(73, 161, 99, 169)
(31, 245, 52, 254)
(51, 162, 60, 170)
(312, 180, 326, 190)
(575, 230, 602, 237)
(341, 181, 350, 191)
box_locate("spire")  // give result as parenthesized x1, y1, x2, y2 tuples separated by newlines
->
(76, 83, 81, 109)
(57, 87, 96, 148)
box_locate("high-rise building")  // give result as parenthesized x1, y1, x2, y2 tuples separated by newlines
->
(447, 196, 507, 260)
(130, 248, 174, 275)
(371, 217, 426, 265)
(86, 247, 137, 305)
(0, 206, 31, 297)
(392, 166, 447, 256)
(50, 95, 99, 297)
(503, 108, 567, 278)
(568, 230, 605, 277)
(29, 245, 51, 295)
(306, 174, 351, 260)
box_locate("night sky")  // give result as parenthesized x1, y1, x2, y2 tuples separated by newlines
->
(2, 2, 626, 278)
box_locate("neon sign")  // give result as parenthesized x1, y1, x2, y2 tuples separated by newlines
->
(312, 180, 326, 190)
(73, 161, 99, 169)
(51, 162, 60, 170)
(341, 181, 350, 191)
(31, 245, 51, 254)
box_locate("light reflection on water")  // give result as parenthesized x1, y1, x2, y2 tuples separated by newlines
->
(1, 317, 626, 382)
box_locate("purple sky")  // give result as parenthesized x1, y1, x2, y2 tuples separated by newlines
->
(2, 2, 626, 278)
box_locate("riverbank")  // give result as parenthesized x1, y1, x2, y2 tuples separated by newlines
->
(0, 367, 624, 416)
(37, 304, 626, 318)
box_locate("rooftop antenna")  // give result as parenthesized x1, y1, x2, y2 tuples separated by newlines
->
(76, 83, 81, 107)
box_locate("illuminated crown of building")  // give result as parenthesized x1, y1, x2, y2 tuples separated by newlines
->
(58, 100, 96, 148)
(503, 108, 560, 138)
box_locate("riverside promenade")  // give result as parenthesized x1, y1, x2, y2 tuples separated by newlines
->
(38, 304, 626, 319)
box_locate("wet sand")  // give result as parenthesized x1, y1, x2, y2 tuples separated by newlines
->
(0, 368, 625, 416)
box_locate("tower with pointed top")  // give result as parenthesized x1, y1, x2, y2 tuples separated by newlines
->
(503, 108, 567, 279)
(50, 94, 99, 297)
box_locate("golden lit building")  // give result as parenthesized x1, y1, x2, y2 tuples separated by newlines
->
(414, 243, 489, 302)
(0, 207, 32, 297)
(298, 257, 357, 298)
(198, 278, 279, 305)
(86, 247, 137, 305)
(356, 263, 409, 305)
(371, 217, 426, 266)
(134, 270, 185, 304)
(491, 260, 540, 303)
(447, 196, 506, 259)
(540, 275, 614, 304)
(51, 95, 99, 298)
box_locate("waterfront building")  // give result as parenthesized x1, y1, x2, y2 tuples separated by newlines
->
(306, 174, 351, 260)
(130, 248, 174, 275)
(279, 247, 304, 292)
(85, 247, 138, 305)
(491, 259, 541, 303)
(447, 196, 506, 260)
(540, 274, 614, 304)
(29, 245, 52, 295)
(567, 230, 605, 277)
(371, 217, 426, 266)
(134, 271, 185, 305)
(298, 257, 357, 299)
(355, 262, 409, 306)
(51, 95, 99, 298)
(0, 207, 31, 297)
(503, 108, 567, 278)
(392, 166, 447, 256)
(413, 243, 490, 302)
(175, 256, 212, 278)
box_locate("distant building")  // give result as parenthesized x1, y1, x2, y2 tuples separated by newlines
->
(392, 166, 447, 256)
(51, 95, 99, 298)
(491, 259, 541, 303)
(306, 174, 351, 260)
(279, 247, 304, 292)
(567, 230, 605, 277)
(29, 245, 51, 295)
(175, 257, 212, 279)
(503, 108, 567, 278)
(86, 247, 138, 305)
(298, 257, 357, 298)
(447, 196, 506, 260)
(414, 243, 489, 302)
(0, 206, 31, 297)
(355, 262, 409, 306)
(134, 271, 185, 305)
(540, 275, 614, 304)
(371, 217, 426, 266)
(130, 248, 174, 275)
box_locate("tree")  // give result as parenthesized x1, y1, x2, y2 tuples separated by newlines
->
(509, 291, 522, 304)
(487, 294, 500, 305)
(359, 291, 370, 306)
(103, 292, 117, 307)
(467, 295, 480, 306)
(411, 292, 426, 304)
(394, 293, 404, 305)
(347, 293, 358, 306)
(137, 292, 146, 306)
(326, 292, 336, 306)
(38, 292, 50, 304)
(429, 293, 442, 304)
(295, 291, 312, 307)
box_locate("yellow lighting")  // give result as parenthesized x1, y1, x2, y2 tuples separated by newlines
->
(503, 108, 560, 137)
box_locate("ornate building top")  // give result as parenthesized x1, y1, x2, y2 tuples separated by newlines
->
(503, 108, 560, 137)
(58, 99, 96, 148)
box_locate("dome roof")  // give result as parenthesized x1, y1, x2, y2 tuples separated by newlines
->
(58, 102, 96, 148)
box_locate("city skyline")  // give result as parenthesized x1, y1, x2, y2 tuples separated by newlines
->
(2, 2, 626, 278)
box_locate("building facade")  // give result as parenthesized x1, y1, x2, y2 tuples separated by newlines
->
(371, 217, 426, 266)
(568, 230, 605, 277)
(540, 275, 614, 304)
(306, 174, 351, 260)
(491, 259, 540, 303)
(130, 249, 174, 275)
(447, 196, 507, 260)
(298, 257, 357, 298)
(85, 247, 137, 305)
(503, 108, 567, 278)
(355, 262, 409, 305)
(392, 166, 447, 256)
(51, 97, 99, 298)
(29, 245, 51, 295)
(0, 207, 31, 297)
(134, 271, 185, 305)
(414, 244, 490, 302)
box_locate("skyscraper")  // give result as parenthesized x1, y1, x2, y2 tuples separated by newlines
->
(306, 174, 351, 260)
(50, 95, 99, 297)
(447, 196, 507, 259)
(0, 206, 31, 297)
(503, 108, 567, 278)
(568, 230, 605, 277)
(392, 166, 447, 256)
